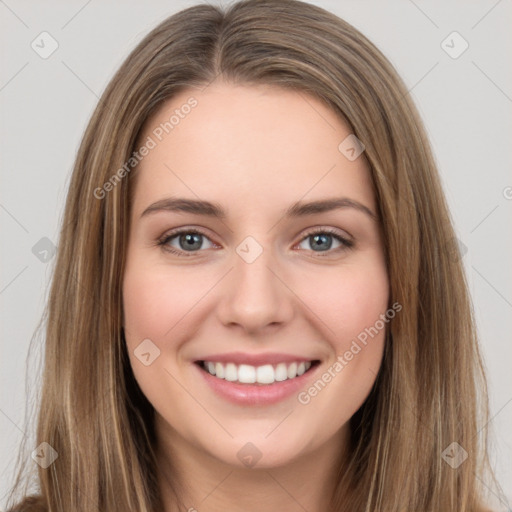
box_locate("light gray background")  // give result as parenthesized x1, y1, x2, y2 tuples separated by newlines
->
(1, 0, 511, 509)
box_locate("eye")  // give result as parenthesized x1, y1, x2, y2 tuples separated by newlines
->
(157, 229, 215, 257)
(157, 227, 354, 257)
(296, 228, 354, 256)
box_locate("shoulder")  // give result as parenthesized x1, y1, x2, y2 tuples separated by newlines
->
(5, 495, 47, 512)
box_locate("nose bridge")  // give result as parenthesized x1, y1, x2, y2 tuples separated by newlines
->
(217, 236, 293, 331)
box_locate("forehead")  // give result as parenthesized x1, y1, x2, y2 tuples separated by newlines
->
(130, 82, 375, 218)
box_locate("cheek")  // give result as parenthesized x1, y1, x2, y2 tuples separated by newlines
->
(122, 263, 202, 343)
(296, 259, 389, 346)
(122, 262, 204, 409)
(296, 265, 389, 430)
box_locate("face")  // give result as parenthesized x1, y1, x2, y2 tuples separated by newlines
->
(122, 82, 389, 470)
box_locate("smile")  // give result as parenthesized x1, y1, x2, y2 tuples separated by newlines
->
(193, 357, 321, 406)
(199, 360, 316, 385)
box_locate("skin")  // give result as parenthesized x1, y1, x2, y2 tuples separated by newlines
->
(122, 82, 389, 512)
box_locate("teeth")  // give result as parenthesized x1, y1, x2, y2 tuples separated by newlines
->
(225, 363, 238, 382)
(287, 362, 297, 379)
(256, 364, 275, 384)
(202, 360, 313, 384)
(238, 364, 256, 383)
(275, 363, 288, 382)
(215, 362, 225, 379)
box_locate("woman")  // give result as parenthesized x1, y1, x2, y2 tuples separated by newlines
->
(5, 0, 501, 510)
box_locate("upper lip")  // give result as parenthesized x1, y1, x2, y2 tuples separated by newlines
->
(195, 352, 319, 366)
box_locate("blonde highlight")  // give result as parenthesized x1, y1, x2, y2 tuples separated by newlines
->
(6, 1, 499, 511)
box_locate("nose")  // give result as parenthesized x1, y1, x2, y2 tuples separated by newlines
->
(216, 245, 294, 335)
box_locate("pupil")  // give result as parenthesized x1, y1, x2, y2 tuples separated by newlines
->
(312, 234, 332, 251)
(181, 233, 202, 250)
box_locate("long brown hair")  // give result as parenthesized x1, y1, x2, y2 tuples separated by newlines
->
(5, 0, 500, 510)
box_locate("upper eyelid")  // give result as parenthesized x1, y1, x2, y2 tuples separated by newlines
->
(297, 226, 351, 240)
(160, 227, 217, 245)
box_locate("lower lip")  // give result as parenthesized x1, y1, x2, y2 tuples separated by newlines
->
(193, 362, 320, 406)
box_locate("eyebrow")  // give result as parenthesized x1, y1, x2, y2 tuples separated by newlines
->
(140, 197, 378, 221)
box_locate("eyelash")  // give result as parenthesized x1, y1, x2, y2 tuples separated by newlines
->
(156, 227, 354, 258)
